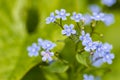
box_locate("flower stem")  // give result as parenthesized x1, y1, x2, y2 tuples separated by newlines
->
(54, 21, 63, 29)
(78, 47, 85, 54)
(76, 22, 81, 30)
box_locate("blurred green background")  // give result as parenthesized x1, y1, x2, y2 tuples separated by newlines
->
(0, 0, 120, 80)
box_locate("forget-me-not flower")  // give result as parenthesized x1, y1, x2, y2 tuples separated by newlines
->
(102, 14, 115, 26)
(27, 43, 40, 57)
(37, 38, 56, 62)
(80, 31, 99, 52)
(92, 57, 104, 67)
(71, 12, 83, 22)
(89, 4, 101, 13)
(79, 31, 91, 41)
(38, 38, 43, 46)
(79, 30, 85, 40)
(94, 43, 112, 57)
(79, 31, 92, 46)
(92, 52, 115, 67)
(83, 74, 94, 80)
(90, 10, 114, 26)
(82, 14, 92, 25)
(55, 9, 70, 20)
(102, 52, 115, 64)
(102, 43, 113, 52)
(79, 31, 115, 67)
(101, 0, 116, 7)
(41, 51, 54, 62)
(84, 41, 99, 52)
(92, 42, 115, 67)
(46, 12, 56, 24)
(91, 12, 105, 21)
(62, 24, 76, 36)
(41, 40, 56, 51)
(92, 48, 104, 67)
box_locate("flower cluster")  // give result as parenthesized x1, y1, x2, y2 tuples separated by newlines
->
(45, 8, 115, 67)
(46, 9, 70, 24)
(46, 8, 114, 26)
(27, 38, 56, 62)
(79, 31, 98, 52)
(89, 5, 115, 26)
(92, 43, 115, 67)
(79, 31, 115, 67)
(27, 7, 115, 80)
(91, 12, 114, 26)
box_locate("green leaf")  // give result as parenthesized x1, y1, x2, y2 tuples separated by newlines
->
(22, 65, 46, 80)
(60, 38, 76, 64)
(0, 0, 62, 80)
(0, 0, 26, 80)
(42, 61, 69, 73)
(76, 53, 88, 67)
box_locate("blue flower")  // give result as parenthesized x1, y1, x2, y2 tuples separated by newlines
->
(82, 36, 92, 46)
(80, 31, 91, 46)
(79, 31, 91, 41)
(82, 14, 92, 25)
(79, 31, 99, 52)
(89, 4, 101, 13)
(38, 38, 43, 46)
(91, 12, 105, 21)
(94, 42, 105, 57)
(79, 31, 115, 67)
(91, 42, 115, 67)
(79, 30, 85, 40)
(27, 43, 40, 57)
(102, 52, 115, 64)
(41, 51, 54, 62)
(101, 0, 116, 7)
(80, 31, 92, 46)
(92, 52, 114, 67)
(91, 12, 114, 26)
(62, 24, 76, 36)
(92, 58, 104, 67)
(102, 14, 115, 26)
(41, 40, 56, 51)
(92, 48, 104, 67)
(71, 12, 83, 22)
(84, 41, 99, 52)
(46, 12, 56, 24)
(94, 43, 112, 57)
(55, 9, 70, 20)
(102, 43, 113, 52)
(83, 74, 94, 80)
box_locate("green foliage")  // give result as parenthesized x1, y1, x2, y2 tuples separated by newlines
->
(0, 0, 120, 80)
(0, 0, 26, 79)
(76, 53, 89, 67)
(0, 0, 60, 80)
(42, 61, 69, 73)
(22, 65, 46, 80)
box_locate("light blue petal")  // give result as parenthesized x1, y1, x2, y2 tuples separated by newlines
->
(42, 56, 47, 62)
(72, 30, 76, 34)
(61, 30, 66, 34)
